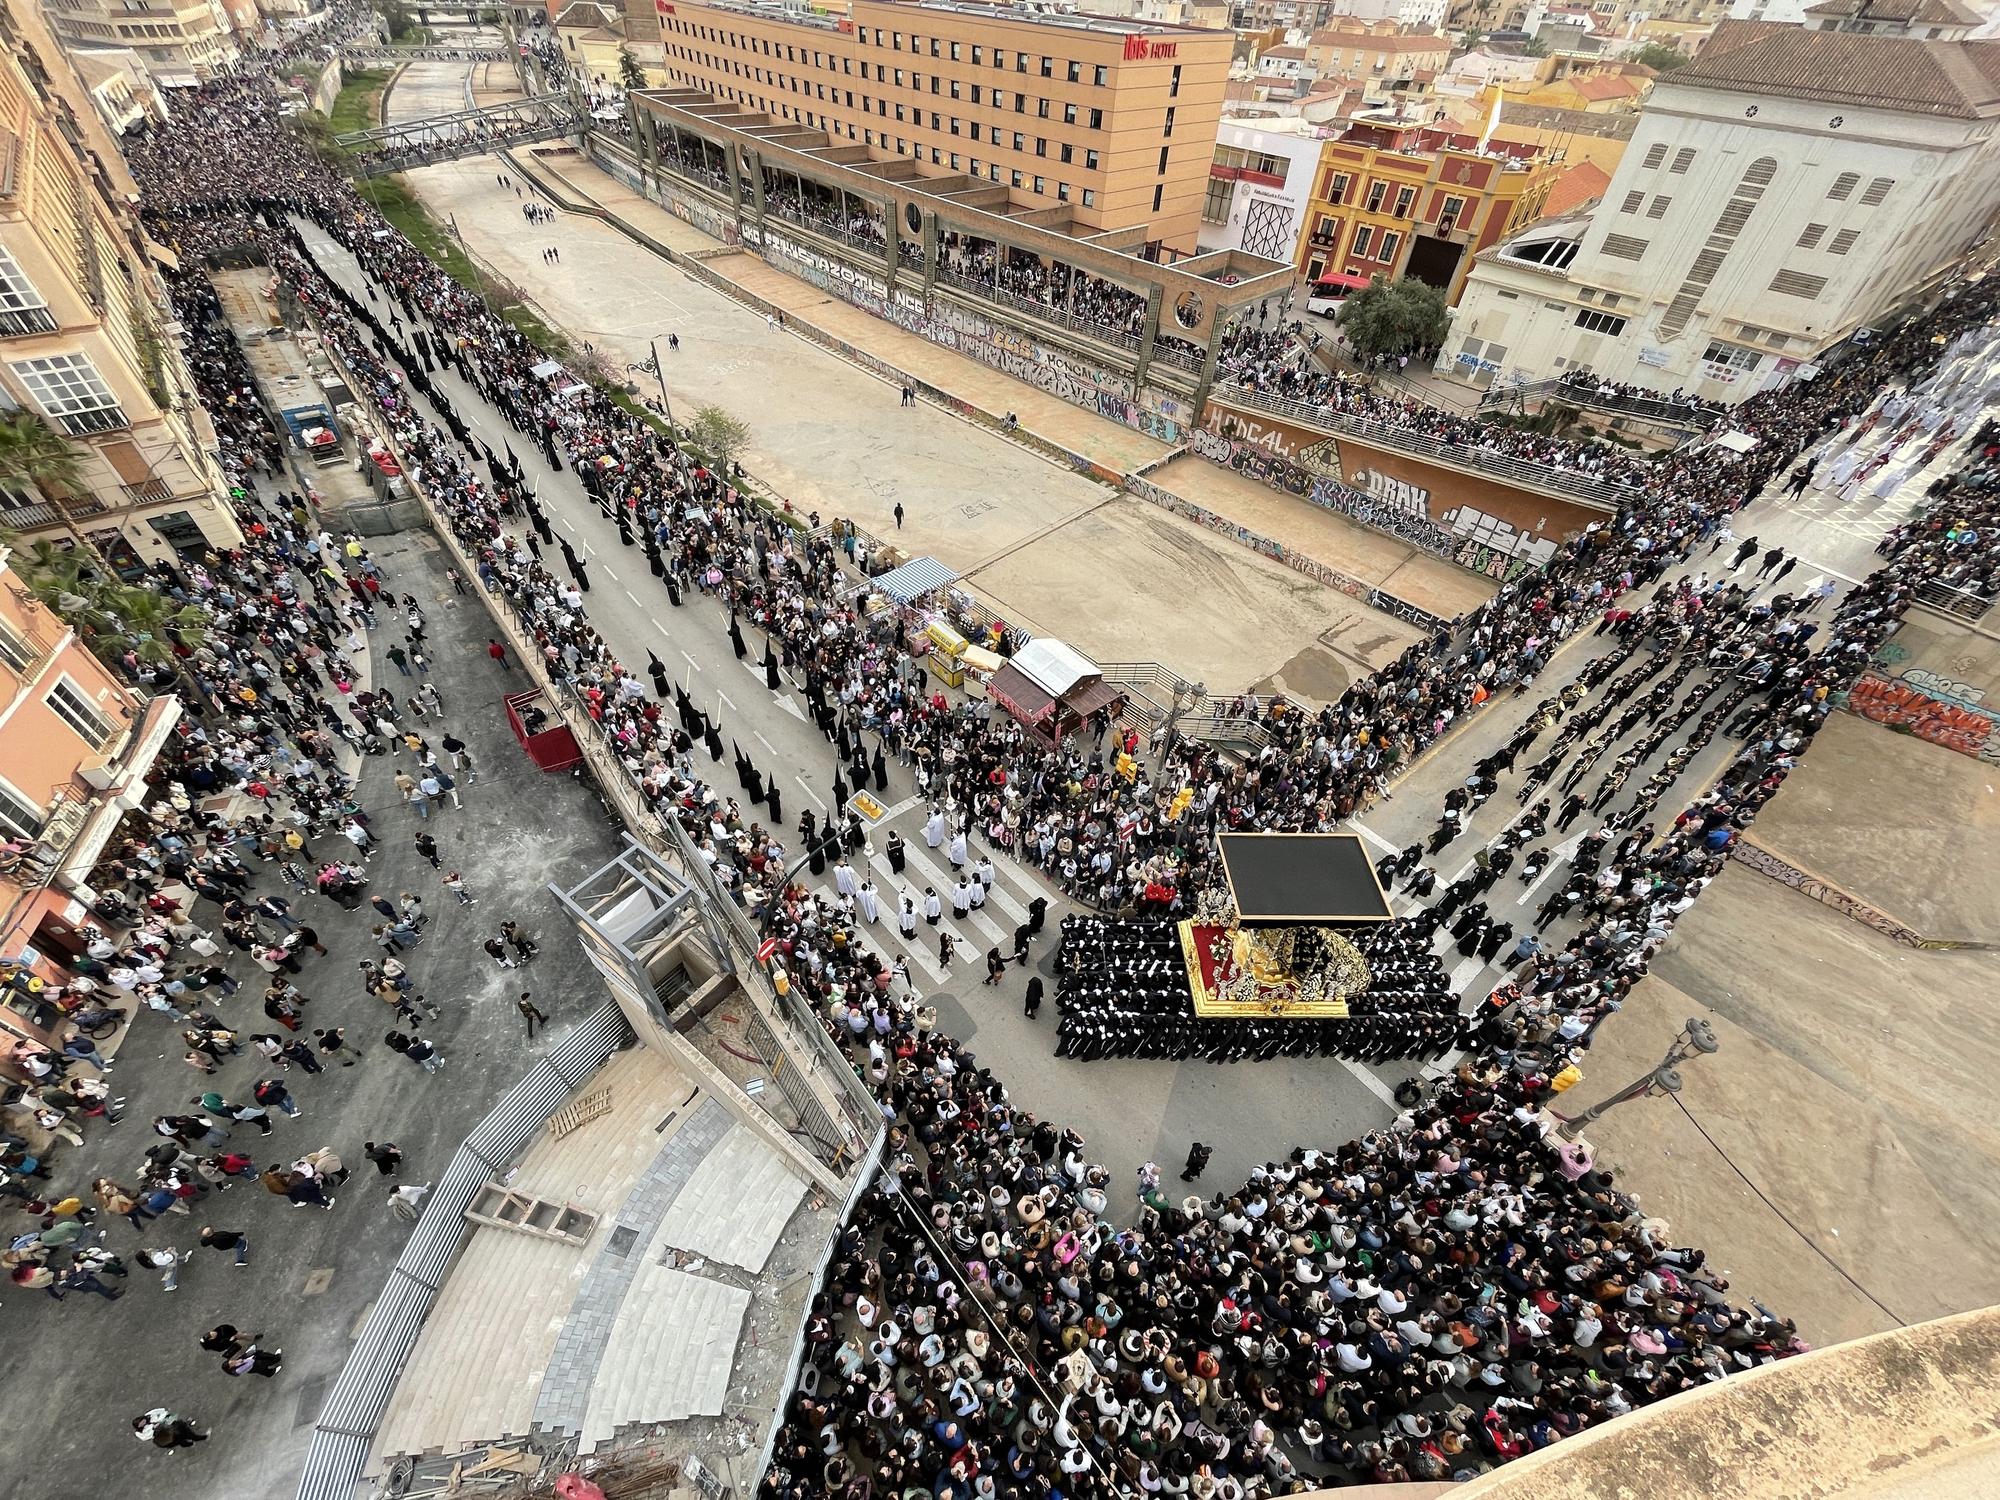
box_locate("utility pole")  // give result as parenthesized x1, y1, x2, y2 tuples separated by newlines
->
(1556, 1017, 1719, 1141)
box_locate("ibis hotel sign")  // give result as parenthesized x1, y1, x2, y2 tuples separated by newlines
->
(1123, 34, 1179, 60)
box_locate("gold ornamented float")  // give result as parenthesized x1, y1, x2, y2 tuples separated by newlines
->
(1176, 834, 1394, 1020)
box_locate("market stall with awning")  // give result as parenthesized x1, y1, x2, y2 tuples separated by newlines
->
(868, 556, 961, 605)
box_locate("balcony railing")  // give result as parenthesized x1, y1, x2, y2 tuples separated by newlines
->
(0, 305, 58, 338)
(761, 201, 887, 256)
(664, 157, 731, 194)
(933, 267, 1143, 353)
(1914, 578, 1995, 623)
(1149, 342, 1205, 375)
(0, 493, 110, 530)
(120, 477, 174, 504)
(1212, 380, 1642, 508)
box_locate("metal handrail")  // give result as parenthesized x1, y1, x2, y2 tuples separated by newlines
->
(933, 266, 1144, 352)
(761, 201, 888, 256)
(1211, 380, 1643, 508)
(1481, 374, 1724, 430)
(1914, 578, 1995, 622)
(294, 1003, 632, 1500)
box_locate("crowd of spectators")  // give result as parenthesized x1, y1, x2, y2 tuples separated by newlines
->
(94, 21, 2000, 1487)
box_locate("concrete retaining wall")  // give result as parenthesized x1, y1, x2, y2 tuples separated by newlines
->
(1443, 1304, 2000, 1500)
(1838, 608, 2000, 766)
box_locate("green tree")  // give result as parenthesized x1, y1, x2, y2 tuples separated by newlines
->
(287, 108, 345, 162)
(1628, 41, 1690, 71)
(1458, 29, 1483, 48)
(0, 414, 98, 556)
(0, 413, 86, 500)
(617, 45, 646, 91)
(379, 0, 419, 41)
(7, 536, 214, 704)
(688, 404, 750, 469)
(1336, 278, 1452, 368)
(1519, 35, 1550, 56)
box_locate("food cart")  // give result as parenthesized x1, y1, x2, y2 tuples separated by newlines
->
(924, 620, 969, 688)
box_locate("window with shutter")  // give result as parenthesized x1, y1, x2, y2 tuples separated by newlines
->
(1657, 158, 1774, 341)
(1668, 147, 1696, 174)
(1796, 223, 1826, 249)
(1826, 171, 1858, 201)
(1859, 177, 1894, 205)
(1620, 190, 1643, 213)
(1599, 233, 1649, 260)
(1641, 142, 1667, 169)
(1646, 195, 1672, 219)
(1828, 228, 1859, 255)
(1768, 270, 1828, 297)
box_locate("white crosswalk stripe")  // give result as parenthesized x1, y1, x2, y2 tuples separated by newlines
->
(807, 878, 955, 983)
(896, 843, 1011, 944)
(1517, 835, 1583, 903)
(849, 835, 1069, 979)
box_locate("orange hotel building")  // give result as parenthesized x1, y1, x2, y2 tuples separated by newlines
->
(651, 0, 1234, 256)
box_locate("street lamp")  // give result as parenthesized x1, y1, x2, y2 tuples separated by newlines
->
(1156, 677, 1206, 770)
(1555, 1016, 1718, 1141)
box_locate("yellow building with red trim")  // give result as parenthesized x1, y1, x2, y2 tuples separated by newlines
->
(1298, 118, 1560, 304)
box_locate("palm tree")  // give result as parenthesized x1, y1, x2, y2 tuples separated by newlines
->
(0, 414, 89, 544)
(98, 584, 211, 672)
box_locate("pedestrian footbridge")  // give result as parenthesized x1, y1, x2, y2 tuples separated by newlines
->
(337, 96, 581, 178)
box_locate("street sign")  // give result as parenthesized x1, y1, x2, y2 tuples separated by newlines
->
(755, 937, 779, 963)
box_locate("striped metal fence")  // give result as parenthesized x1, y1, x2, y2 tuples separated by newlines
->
(295, 1002, 633, 1500)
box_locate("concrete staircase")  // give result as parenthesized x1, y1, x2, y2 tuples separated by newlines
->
(658, 1122, 808, 1273)
(577, 1266, 750, 1452)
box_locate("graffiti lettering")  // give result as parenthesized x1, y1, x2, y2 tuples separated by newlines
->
(1844, 672, 2000, 763)
(1348, 467, 1431, 519)
(1902, 668, 1986, 707)
(762, 230, 889, 301)
(1366, 589, 1450, 634)
(1730, 841, 1935, 947)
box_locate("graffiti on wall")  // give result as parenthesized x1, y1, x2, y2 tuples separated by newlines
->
(1729, 840, 1956, 948)
(623, 160, 740, 245)
(1842, 670, 2000, 764)
(694, 231, 1188, 445)
(1189, 426, 1462, 560)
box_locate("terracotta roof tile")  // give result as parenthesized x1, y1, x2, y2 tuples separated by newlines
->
(1671, 24, 2000, 117)
(1570, 73, 1642, 98)
(1542, 159, 1611, 217)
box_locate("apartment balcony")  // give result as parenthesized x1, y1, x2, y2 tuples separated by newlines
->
(10, 695, 184, 893)
(0, 493, 110, 532)
(0, 306, 59, 339)
(119, 477, 174, 505)
(1210, 164, 1287, 191)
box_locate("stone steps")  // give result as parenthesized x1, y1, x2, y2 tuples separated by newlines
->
(577, 1266, 749, 1451)
(657, 1122, 806, 1273)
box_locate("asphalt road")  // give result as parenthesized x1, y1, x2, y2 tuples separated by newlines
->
(0, 524, 630, 1500)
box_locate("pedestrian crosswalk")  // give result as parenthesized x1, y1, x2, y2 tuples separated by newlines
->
(795, 830, 1067, 990)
